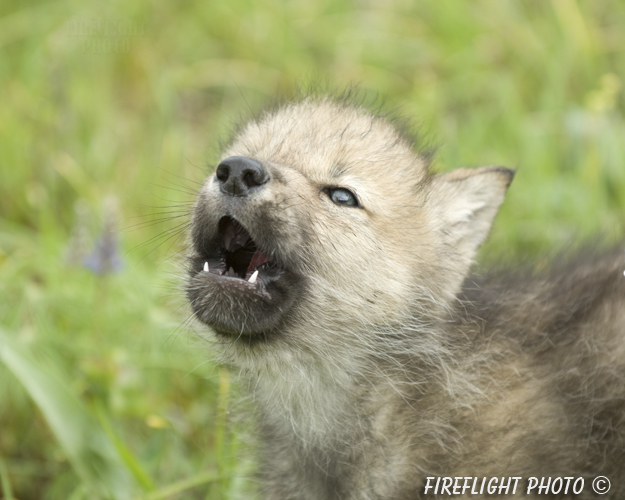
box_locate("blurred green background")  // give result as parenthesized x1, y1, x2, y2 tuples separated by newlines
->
(1, 0, 624, 498)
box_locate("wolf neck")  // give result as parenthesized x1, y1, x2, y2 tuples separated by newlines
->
(238, 322, 461, 454)
(246, 349, 366, 447)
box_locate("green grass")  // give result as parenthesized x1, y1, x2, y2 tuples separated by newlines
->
(1, 0, 624, 498)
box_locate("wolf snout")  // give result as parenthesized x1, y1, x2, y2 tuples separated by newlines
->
(216, 156, 269, 197)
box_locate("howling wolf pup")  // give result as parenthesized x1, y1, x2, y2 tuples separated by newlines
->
(186, 96, 625, 499)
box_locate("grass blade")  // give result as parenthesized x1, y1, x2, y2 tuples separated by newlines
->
(0, 456, 14, 500)
(0, 330, 138, 499)
(131, 471, 219, 500)
(94, 400, 155, 491)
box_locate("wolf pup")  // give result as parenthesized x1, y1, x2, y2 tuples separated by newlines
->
(186, 96, 625, 499)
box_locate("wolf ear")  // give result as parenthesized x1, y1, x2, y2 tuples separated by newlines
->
(430, 166, 514, 262)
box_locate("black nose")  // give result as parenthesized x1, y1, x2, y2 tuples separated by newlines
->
(215, 156, 269, 197)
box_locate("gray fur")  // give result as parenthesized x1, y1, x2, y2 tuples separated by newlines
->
(186, 95, 625, 499)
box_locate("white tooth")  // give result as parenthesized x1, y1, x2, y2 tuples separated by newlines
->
(248, 270, 259, 284)
(203, 262, 209, 272)
(229, 267, 236, 277)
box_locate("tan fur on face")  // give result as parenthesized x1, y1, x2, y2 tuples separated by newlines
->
(217, 99, 509, 327)
(187, 95, 625, 499)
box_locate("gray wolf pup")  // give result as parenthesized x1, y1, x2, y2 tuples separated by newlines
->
(186, 95, 625, 499)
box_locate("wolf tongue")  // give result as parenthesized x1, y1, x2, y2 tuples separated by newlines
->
(247, 250, 270, 274)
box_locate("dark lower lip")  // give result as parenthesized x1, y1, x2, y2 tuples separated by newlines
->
(190, 253, 284, 287)
(194, 266, 274, 298)
(186, 260, 300, 338)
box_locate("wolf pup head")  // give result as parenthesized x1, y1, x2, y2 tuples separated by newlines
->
(186, 96, 513, 373)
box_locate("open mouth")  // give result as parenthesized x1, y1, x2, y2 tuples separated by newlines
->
(188, 211, 303, 338)
(201, 216, 274, 284)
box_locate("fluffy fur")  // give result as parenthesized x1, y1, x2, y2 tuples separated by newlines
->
(185, 95, 625, 499)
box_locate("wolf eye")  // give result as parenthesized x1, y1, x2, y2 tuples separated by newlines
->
(328, 188, 359, 207)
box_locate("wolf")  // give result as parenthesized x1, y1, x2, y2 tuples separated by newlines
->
(186, 95, 625, 499)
